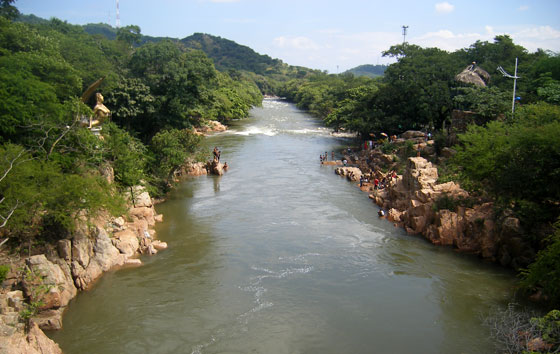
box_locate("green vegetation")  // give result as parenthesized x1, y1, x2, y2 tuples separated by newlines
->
(2, 0, 559, 329)
(520, 220, 560, 308)
(0, 8, 262, 251)
(0, 264, 9, 283)
(344, 64, 387, 78)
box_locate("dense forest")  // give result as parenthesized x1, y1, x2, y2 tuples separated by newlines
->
(1, 0, 559, 347)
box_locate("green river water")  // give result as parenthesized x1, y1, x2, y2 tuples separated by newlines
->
(49, 99, 516, 353)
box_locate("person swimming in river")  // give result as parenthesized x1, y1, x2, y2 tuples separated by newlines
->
(223, 162, 228, 171)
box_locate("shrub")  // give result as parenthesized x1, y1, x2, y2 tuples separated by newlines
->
(519, 219, 560, 307)
(0, 265, 9, 283)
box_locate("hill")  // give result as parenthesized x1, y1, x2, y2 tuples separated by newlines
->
(345, 64, 387, 78)
(180, 33, 282, 75)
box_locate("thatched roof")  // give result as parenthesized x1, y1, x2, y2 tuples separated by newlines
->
(455, 64, 490, 87)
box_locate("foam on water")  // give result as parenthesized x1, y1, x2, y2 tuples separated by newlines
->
(232, 125, 277, 136)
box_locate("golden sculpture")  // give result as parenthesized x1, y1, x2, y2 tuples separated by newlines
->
(90, 92, 111, 128)
(80, 77, 111, 129)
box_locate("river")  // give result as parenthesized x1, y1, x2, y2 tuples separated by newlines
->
(49, 99, 516, 353)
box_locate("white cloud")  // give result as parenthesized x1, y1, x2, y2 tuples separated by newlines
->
(412, 25, 560, 53)
(518, 5, 529, 11)
(273, 36, 320, 50)
(435, 2, 454, 14)
(512, 25, 560, 52)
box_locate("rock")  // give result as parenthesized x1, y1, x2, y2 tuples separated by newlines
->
(133, 191, 152, 208)
(154, 214, 163, 222)
(401, 130, 426, 140)
(402, 157, 438, 192)
(125, 259, 142, 266)
(23, 255, 77, 310)
(440, 147, 456, 158)
(112, 216, 125, 229)
(387, 208, 403, 223)
(57, 239, 71, 261)
(99, 163, 114, 184)
(27, 322, 63, 353)
(71, 232, 92, 268)
(113, 229, 140, 257)
(434, 210, 460, 246)
(152, 240, 168, 251)
(207, 159, 224, 176)
(180, 161, 208, 176)
(129, 206, 156, 226)
(6, 291, 24, 312)
(31, 309, 64, 331)
(92, 227, 122, 271)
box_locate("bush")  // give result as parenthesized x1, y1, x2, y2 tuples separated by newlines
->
(432, 193, 476, 212)
(519, 219, 560, 307)
(0, 265, 9, 283)
(484, 304, 559, 353)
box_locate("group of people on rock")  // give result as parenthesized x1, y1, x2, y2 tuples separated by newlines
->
(360, 170, 398, 190)
(320, 151, 335, 162)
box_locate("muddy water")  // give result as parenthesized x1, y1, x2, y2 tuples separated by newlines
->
(49, 99, 515, 353)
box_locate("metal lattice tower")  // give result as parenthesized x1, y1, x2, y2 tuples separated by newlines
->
(402, 25, 409, 44)
(116, 0, 120, 28)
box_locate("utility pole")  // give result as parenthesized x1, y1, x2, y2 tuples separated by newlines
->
(116, 0, 120, 28)
(497, 58, 520, 118)
(402, 25, 409, 44)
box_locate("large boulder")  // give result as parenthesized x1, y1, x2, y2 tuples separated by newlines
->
(0, 323, 62, 354)
(401, 130, 426, 140)
(112, 229, 140, 258)
(402, 157, 438, 192)
(206, 159, 224, 176)
(23, 255, 77, 310)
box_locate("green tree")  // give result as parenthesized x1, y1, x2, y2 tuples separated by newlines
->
(149, 129, 202, 185)
(116, 25, 141, 47)
(0, 0, 19, 20)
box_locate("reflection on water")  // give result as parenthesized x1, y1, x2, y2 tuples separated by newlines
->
(50, 99, 516, 354)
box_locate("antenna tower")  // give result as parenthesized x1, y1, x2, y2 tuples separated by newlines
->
(116, 0, 120, 28)
(402, 25, 409, 44)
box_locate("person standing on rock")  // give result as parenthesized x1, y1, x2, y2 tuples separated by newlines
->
(332, 151, 335, 161)
(213, 146, 221, 161)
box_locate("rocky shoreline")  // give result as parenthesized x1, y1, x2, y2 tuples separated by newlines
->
(334, 135, 529, 268)
(0, 123, 229, 353)
(0, 185, 167, 353)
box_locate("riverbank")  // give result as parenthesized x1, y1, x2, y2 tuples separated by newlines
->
(0, 120, 233, 353)
(0, 184, 168, 353)
(334, 137, 531, 268)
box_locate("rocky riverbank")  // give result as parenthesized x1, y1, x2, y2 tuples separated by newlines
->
(0, 185, 167, 353)
(335, 135, 531, 268)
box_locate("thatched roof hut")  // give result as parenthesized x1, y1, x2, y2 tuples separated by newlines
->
(455, 63, 490, 87)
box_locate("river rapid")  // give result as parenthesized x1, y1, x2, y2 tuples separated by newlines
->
(49, 99, 516, 354)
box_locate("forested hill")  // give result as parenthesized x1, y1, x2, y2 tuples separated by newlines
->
(181, 33, 280, 75)
(344, 64, 387, 78)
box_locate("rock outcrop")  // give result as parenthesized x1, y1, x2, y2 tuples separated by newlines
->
(367, 157, 511, 262)
(1, 185, 167, 352)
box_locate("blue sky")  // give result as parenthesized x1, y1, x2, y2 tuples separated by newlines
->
(16, 0, 560, 73)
